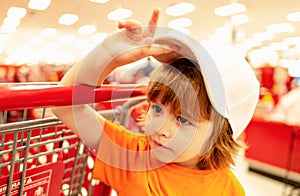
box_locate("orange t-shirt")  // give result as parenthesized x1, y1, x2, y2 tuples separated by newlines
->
(93, 120, 245, 196)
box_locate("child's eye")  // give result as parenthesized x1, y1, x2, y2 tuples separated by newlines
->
(177, 116, 190, 125)
(151, 104, 163, 114)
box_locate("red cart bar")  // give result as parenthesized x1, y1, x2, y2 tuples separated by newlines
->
(0, 83, 146, 111)
(0, 83, 146, 196)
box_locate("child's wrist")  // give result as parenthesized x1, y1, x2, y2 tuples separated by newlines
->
(75, 29, 151, 86)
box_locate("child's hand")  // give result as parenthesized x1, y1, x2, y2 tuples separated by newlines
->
(74, 8, 179, 87)
(104, 8, 177, 68)
(117, 7, 159, 43)
(116, 8, 182, 64)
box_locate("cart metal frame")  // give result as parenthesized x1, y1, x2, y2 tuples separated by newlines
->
(0, 82, 146, 196)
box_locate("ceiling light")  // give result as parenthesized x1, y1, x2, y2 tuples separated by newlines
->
(210, 25, 233, 45)
(214, 3, 246, 17)
(59, 34, 75, 44)
(168, 18, 192, 29)
(41, 28, 57, 38)
(270, 42, 288, 51)
(284, 36, 300, 45)
(166, 2, 195, 16)
(266, 23, 294, 34)
(3, 17, 21, 27)
(0, 24, 17, 34)
(248, 49, 278, 68)
(252, 32, 274, 41)
(28, 0, 51, 11)
(7, 7, 27, 19)
(243, 38, 262, 49)
(29, 37, 43, 46)
(108, 8, 132, 21)
(78, 25, 96, 35)
(58, 13, 79, 25)
(231, 14, 249, 25)
(89, 0, 109, 3)
(0, 34, 10, 44)
(287, 12, 300, 22)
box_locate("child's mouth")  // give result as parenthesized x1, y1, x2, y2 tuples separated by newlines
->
(150, 138, 163, 148)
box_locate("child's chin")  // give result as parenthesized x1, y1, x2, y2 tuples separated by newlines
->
(152, 148, 176, 163)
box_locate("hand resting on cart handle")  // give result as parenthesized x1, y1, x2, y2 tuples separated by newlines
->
(51, 8, 179, 152)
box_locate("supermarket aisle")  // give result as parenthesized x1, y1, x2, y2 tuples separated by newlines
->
(233, 151, 289, 196)
(240, 169, 286, 196)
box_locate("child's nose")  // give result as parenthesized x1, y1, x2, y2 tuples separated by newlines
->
(156, 118, 173, 138)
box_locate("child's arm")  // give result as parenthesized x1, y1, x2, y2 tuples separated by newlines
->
(51, 8, 174, 151)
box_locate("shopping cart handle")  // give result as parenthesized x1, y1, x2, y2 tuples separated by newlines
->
(0, 84, 146, 111)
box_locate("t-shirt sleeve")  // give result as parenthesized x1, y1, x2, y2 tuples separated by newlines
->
(92, 120, 149, 191)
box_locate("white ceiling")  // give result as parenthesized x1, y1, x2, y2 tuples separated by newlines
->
(0, 0, 299, 65)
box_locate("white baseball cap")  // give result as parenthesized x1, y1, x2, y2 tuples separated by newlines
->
(154, 29, 260, 139)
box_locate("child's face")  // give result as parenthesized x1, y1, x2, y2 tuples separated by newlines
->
(144, 100, 211, 168)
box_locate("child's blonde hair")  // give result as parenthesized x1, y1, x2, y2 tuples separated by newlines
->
(147, 58, 241, 170)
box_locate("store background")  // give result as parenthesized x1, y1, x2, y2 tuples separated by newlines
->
(1, 0, 300, 195)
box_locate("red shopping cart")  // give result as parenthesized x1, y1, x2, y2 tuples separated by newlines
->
(0, 82, 146, 196)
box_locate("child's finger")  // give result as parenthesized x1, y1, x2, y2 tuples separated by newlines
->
(118, 19, 142, 35)
(148, 8, 160, 27)
(118, 19, 142, 30)
(144, 8, 160, 38)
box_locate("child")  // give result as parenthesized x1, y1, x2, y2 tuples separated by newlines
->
(52, 8, 259, 195)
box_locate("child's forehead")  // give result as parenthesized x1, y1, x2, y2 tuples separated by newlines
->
(148, 94, 175, 108)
